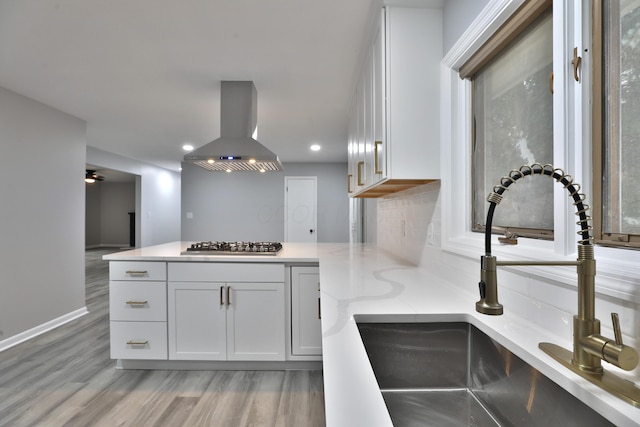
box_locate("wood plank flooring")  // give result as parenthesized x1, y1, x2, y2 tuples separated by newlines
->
(0, 248, 326, 427)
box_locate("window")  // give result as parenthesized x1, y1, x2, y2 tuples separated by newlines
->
(461, 1, 553, 239)
(594, 0, 640, 248)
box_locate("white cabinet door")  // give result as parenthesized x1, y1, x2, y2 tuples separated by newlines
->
(168, 281, 285, 361)
(227, 282, 285, 361)
(363, 46, 376, 188)
(168, 282, 227, 360)
(372, 14, 386, 183)
(347, 94, 358, 195)
(291, 267, 322, 356)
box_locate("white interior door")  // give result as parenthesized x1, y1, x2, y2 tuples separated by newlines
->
(285, 176, 317, 243)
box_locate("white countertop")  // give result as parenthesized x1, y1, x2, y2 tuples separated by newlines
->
(104, 242, 640, 426)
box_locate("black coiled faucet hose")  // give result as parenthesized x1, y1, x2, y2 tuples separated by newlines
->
(484, 164, 591, 256)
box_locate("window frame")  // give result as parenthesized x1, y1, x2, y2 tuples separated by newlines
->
(441, 0, 585, 260)
(591, 0, 640, 249)
(465, 5, 555, 240)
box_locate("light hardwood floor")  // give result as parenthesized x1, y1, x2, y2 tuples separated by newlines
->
(0, 248, 326, 427)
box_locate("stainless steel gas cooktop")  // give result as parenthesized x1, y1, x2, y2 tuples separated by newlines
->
(181, 241, 283, 255)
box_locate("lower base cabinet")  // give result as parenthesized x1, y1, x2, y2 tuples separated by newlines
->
(108, 261, 317, 364)
(168, 281, 285, 361)
(291, 266, 322, 356)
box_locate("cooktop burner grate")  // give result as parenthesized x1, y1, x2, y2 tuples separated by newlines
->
(181, 241, 283, 255)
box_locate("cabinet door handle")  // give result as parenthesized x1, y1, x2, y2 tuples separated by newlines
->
(126, 340, 149, 346)
(348, 174, 353, 193)
(220, 286, 224, 306)
(126, 300, 148, 305)
(357, 161, 364, 186)
(318, 298, 321, 320)
(227, 286, 231, 306)
(125, 270, 148, 276)
(374, 141, 383, 174)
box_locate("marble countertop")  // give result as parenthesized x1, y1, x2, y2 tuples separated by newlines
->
(104, 242, 640, 426)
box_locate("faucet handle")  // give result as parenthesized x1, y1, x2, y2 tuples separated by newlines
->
(611, 313, 623, 346)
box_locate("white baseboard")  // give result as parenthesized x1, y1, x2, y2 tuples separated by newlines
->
(0, 307, 89, 353)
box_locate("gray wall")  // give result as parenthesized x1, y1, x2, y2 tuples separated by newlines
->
(181, 162, 349, 242)
(86, 182, 136, 247)
(0, 86, 86, 342)
(85, 184, 102, 247)
(87, 146, 181, 247)
(443, 0, 490, 54)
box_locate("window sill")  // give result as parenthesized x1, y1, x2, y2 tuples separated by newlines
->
(443, 233, 640, 305)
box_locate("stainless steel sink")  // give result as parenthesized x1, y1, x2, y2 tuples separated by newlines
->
(356, 321, 615, 427)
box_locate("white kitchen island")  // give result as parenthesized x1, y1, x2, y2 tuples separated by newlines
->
(105, 242, 640, 427)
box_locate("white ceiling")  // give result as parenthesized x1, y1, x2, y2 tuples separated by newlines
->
(0, 0, 385, 171)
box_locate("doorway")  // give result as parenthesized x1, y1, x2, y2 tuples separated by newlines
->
(85, 166, 139, 249)
(285, 176, 317, 243)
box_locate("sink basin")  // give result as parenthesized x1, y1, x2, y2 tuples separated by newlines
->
(356, 321, 615, 427)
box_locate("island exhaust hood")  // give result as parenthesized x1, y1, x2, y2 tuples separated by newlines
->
(184, 81, 283, 172)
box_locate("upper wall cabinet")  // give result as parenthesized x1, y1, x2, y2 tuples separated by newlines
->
(348, 5, 442, 198)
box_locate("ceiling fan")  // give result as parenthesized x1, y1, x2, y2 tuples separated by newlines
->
(85, 170, 105, 184)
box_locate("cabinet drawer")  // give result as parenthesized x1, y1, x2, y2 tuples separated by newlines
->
(110, 321, 167, 360)
(110, 281, 167, 321)
(109, 261, 166, 281)
(168, 262, 284, 282)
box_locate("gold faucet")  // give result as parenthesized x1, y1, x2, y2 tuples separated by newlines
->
(476, 164, 640, 407)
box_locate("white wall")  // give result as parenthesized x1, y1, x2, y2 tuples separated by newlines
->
(86, 146, 181, 247)
(181, 162, 349, 242)
(443, 0, 490, 53)
(85, 184, 102, 247)
(0, 86, 86, 345)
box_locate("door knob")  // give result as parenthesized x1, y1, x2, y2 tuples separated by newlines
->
(310, 229, 314, 234)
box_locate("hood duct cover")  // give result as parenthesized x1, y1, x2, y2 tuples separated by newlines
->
(184, 81, 283, 172)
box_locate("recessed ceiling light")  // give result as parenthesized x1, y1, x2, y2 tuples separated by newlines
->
(182, 144, 194, 151)
(310, 144, 321, 151)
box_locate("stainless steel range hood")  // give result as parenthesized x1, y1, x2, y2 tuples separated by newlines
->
(184, 81, 283, 172)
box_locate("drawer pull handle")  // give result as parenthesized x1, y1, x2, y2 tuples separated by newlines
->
(318, 297, 321, 320)
(126, 340, 149, 346)
(126, 300, 148, 305)
(227, 286, 231, 306)
(125, 270, 148, 276)
(220, 286, 224, 306)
